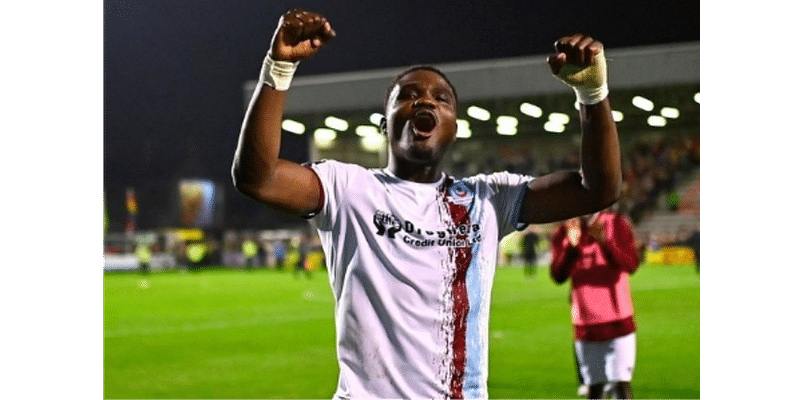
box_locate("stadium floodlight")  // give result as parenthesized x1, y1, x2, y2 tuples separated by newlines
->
(496, 115, 518, 127)
(647, 115, 667, 127)
(544, 121, 565, 133)
(519, 102, 542, 118)
(496, 125, 517, 136)
(369, 112, 384, 126)
(355, 125, 380, 137)
(694, 92, 700, 103)
(325, 116, 349, 131)
(281, 119, 305, 134)
(548, 112, 570, 125)
(456, 119, 472, 138)
(612, 110, 624, 122)
(632, 96, 654, 111)
(660, 107, 680, 119)
(467, 105, 491, 121)
(360, 132, 386, 153)
(314, 128, 337, 149)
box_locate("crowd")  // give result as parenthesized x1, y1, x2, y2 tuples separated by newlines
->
(451, 133, 699, 225)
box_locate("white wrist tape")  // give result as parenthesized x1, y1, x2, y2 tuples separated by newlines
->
(573, 84, 609, 105)
(259, 53, 299, 91)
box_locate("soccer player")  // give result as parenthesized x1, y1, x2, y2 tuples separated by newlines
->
(232, 8, 622, 399)
(549, 208, 640, 399)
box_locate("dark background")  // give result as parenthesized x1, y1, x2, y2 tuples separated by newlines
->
(103, 0, 700, 231)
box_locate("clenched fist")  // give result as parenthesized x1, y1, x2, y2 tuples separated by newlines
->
(547, 34, 608, 104)
(269, 9, 336, 62)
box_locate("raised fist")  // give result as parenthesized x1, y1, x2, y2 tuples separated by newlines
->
(547, 34, 606, 91)
(269, 9, 336, 62)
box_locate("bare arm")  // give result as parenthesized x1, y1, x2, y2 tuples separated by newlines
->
(231, 9, 336, 217)
(519, 35, 621, 224)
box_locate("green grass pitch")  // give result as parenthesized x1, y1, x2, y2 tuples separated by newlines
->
(104, 264, 699, 399)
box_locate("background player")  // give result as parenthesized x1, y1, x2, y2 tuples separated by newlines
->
(550, 206, 640, 399)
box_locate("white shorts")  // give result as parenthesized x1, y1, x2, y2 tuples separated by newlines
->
(574, 332, 636, 385)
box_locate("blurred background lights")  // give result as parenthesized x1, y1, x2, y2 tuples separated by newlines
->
(519, 102, 542, 118)
(548, 112, 570, 125)
(324, 116, 349, 131)
(456, 119, 472, 138)
(496, 115, 518, 127)
(544, 121, 566, 133)
(355, 125, 380, 137)
(632, 95, 654, 111)
(369, 112, 384, 126)
(660, 107, 680, 119)
(281, 119, 305, 134)
(647, 115, 667, 127)
(360, 133, 386, 152)
(496, 125, 518, 136)
(313, 128, 337, 149)
(467, 105, 491, 121)
(612, 110, 624, 122)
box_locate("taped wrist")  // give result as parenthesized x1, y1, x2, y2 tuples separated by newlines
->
(573, 84, 609, 105)
(259, 53, 299, 91)
(555, 49, 609, 105)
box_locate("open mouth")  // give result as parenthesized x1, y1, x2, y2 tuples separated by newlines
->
(412, 110, 437, 135)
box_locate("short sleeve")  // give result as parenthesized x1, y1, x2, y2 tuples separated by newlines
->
(471, 172, 535, 238)
(306, 160, 365, 232)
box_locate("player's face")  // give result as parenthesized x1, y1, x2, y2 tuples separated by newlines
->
(384, 70, 458, 165)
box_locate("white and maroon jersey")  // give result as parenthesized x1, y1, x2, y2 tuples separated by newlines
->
(307, 160, 533, 399)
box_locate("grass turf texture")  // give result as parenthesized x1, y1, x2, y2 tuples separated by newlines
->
(104, 264, 699, 399)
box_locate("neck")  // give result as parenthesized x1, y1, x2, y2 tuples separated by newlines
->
(386, 157, 444, 183)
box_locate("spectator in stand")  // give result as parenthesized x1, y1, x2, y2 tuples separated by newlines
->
(672, 226, 700, 274)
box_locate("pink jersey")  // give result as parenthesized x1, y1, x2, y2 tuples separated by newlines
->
(550, 212, 639, 341)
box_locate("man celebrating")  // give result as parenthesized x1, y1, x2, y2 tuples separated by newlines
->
(232, 8, 622, 399)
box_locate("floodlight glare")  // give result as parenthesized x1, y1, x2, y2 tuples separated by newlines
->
(456, 119, 472, 138)
(496, 115, 518, 127)
(632, 96, 654, 111)
(281, 119, 305, 134)
(355, 125, 380, 137)
(519, 102, 542, 118)
(360, 134, 386, 153)
(314, 128, 337, 143)
(660, 107, 680, 119)
(496, 125, 517, 136)
(325, 116, 349, 131)
(544, 121, 565, 133)
(647, 115, 667, 127)
(548, 112, 570, 125)
(369, 113, 384, 126)
(467, 106, 491, 121)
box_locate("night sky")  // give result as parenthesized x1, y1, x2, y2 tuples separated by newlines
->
(103, 0, 700, 230)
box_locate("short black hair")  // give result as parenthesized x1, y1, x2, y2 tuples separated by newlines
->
(383, 65, 459, 110)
